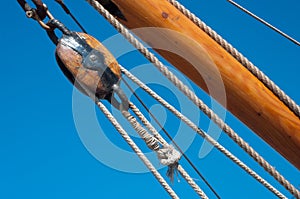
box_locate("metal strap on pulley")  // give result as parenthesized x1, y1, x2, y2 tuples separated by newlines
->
(16, 2, 185, 198)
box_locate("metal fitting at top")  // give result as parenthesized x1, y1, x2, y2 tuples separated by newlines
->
(17, 0, 55, 31)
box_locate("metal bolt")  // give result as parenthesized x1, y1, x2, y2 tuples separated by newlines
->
(26, 11, 34, 18)
(162, 12, 168, 19)
(90, 54, 97, 62)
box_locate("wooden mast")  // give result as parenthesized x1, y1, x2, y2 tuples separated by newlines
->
(111, 0, 300, 169)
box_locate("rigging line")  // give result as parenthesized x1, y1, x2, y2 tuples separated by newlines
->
(128, 102, 209, 199)
(119, 93, 207, 198)
(96, 100, 180, 199)
(113, 86, 182, 184)
(55, 0, 87, 33)
(107, 85, 205, 196)
(85, 1, 299, 197)
(167, 0, 300, 119)
(120, 65, 288, 199)
(227, 0, 300, 47)
(122, 78, 221, 199)
(166, 1, 300, 197)
(54, 1, 203, 196)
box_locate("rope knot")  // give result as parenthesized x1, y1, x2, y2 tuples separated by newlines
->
(157, 145, 181, 182)
(157, 145, 181, 165)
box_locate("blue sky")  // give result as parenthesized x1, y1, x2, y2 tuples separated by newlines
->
(1, 0, 299, 198)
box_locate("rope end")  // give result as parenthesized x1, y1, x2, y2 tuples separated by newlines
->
(157, 145, 181, 182)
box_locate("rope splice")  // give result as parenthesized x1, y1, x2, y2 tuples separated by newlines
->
(116, 88, 181, 181)
(17, 0, 181, 182)
(53, 20, 182, 180)
(121, 108, 181, 182)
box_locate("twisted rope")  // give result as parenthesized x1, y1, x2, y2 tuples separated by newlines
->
(119, 99, 183, 183)
(112, 83, 205, 195)
(167, 0, 300, 119)
(121, 66, 288, 199)
(86, 0, 299, 197)
(129, 102, 208, 198)
(122, 110, 160, 151)
(122, 105, 184, 185)
(96, 101, 179, 199)
(123, 79, 221, 199)
(129, 102, 168, 146)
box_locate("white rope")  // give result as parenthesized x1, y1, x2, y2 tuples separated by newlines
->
(128, 103, 181, 168)
(121, 66, 288, 199)
(96, 101, 179, 199)
(167, 0, 300, 119)
(129, 102, 168, 146)
(157, 145, 180, 167)
(121, 110, 160, 151)
(121, 107, 183, 184)
(112, 86, 207, 197)
(129, 102, 208, 199)
(85, 1, 300, 197)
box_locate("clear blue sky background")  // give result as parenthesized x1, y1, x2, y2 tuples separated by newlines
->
(1, 0, 299, 198)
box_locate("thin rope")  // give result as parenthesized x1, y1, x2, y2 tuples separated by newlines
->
(121, 109, 160, 151)
(121, 66, 288, 199)
(100, 99, 208, 198)
(96, 101, 179, 199)
(85, 1, 300, 197)
(121, 105, 182, 183)
(113, 84, 206, 197)
(113, 89, 182, 183)
(167, 0, 300, 119)
(177, 165, 208, 199)
(111, 84, 206, 197)
(128, 102, 208, 199)
(122, 78, 221, 199)
(129, 103, 167, 145)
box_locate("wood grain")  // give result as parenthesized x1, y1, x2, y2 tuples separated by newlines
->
(56, 32, 121, 99)
(112, 0, 300, 169)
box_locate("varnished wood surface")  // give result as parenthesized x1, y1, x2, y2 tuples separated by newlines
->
(112, 0, 300, 169)
(56, 32, 121, 99)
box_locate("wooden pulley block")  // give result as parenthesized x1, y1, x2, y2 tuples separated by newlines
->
(50, 20, 121, 99)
